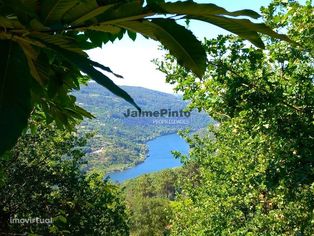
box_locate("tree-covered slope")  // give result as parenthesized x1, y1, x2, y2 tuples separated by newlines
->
(74, 83, 212, 171)
(154, 1, 314, 235)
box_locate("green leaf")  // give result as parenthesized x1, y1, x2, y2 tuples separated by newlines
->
(90, 60, 123, 79)
(118, 19, 206, 78)
(0, 16, 24, 30)
(85, 30, 109, 47)
(0, 40, 32, 155)
(2, 0, 38, 23)
(30, 32, 86, 55)
(152, 1, 261, 19)
(62, 0, 99, 24)
(29, 18, 50, 31)
(198, 15, 265, 48)
(62, 0, 135, 25)
(53, 215, 67, 223)
(95, 1, 148, 24)
(41, 0, 78, 25)
(153, 1, 292, 48)
(198, 15, 292, 48)
(48, 45, 141, 111)
(71, 4, 115, 26)
(18, 40, 45, 85)
(72, 106, 95, 119)
(88, 25, 122, 34)
(127, 30, 137, 41)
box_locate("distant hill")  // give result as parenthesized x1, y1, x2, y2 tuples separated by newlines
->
(74, 82, 212, 172)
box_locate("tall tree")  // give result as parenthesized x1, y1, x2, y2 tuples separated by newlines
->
(155, 0, 314, 235)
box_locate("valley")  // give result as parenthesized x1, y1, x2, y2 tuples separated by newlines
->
(74, 83, 212, 173)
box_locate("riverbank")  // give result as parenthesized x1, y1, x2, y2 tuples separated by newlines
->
(106, 133, 189, 183)
(103, 131, 180, 175)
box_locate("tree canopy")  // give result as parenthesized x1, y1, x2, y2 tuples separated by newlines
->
(155, 0, 313, 234)
(0, 0, 291, 155)
(0, 124, 129, 235)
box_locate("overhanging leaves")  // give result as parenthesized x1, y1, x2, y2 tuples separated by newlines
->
(70, 4, 115, 26)
(47, 45, 141, 111)
(151, 1, 292, 48)
(0, 40, 32, 155)
(62, 0, 99, 23)
(0, 0, 296, 154)
(149, 1, 262, 19)
(30, 32, 86, 55)
(118, 19, 206, 78)
(41, 0, 79, 25)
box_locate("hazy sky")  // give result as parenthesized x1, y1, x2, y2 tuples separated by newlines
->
(87, 0, 273, 93)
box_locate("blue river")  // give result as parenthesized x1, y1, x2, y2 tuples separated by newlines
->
(107, 133, 189, 183)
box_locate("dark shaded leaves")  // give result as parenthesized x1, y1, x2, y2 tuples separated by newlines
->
(0, 40, 32, 155)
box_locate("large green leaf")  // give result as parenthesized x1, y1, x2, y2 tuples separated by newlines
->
(0, 16, 24, 30)
(152, 1, 291, 48)
(30, 32, 125, 78)
(88, 25, 122, 34)
(1, 0, 38, 26)
(63, 0, 148, 27)
(18, 40, 44, 85)
(46, 45, 141, 111)
(90, 60, 123, 79)
(118, 19, 206, 78)
(30, 32, 87, 55)
(197, 15, 292, 48)
(0, 40, 32, 155)
(151, 1, 261, 19)
(62, 0, 99, 24)
(96, 1, 146, 23)
(71, 4, 115, 26)
(197, 15, 265, 48)
(61, 0, 128, 25)
(40, 0, 78, 25)
(30, 32, 127, 81)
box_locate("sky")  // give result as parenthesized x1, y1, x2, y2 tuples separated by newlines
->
(87, 0, 274, 94)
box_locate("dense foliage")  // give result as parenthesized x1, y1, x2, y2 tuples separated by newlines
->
(0, 0, 291, 155)
(0, 125, 129, 235)
(123, 169, 180, 236)
(122, 162, 204, 236)
(75, 83, 210, 172)
(155, 1, 314, 235)
(1, 1, 310, 235)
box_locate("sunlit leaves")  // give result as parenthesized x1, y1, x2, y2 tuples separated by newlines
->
(0, 125, 129, 234)
(155, 2, 313, 235)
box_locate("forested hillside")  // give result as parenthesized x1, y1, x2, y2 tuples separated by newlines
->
(154, 1, 314, 234)
(74, 84, 211, 171)
(122, 165, 201, 236)
(122, 2, 314, 235)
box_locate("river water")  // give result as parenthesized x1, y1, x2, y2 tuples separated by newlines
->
(107, 133, 189, 183)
